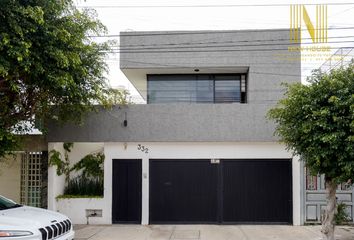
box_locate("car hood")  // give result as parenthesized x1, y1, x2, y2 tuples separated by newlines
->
(0, 206, 68, 229)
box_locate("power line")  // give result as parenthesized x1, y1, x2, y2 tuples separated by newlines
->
(105, 46, 354, 54)
(114, 40, 354, 51)
(109, 35, 354, 48)
(108, 59, 321, 69)
(117, 54, 354, 69)
(88, 27, 354, 38)
(328, 6, 354, 17)
(118, 57, 353, 78)
(135, 89, 294, 93)
(78, 3, 354, 9)
(118, 59, 303, 77)
(250, 71, 299, 77)
(116, 51, 354, 60)
(116, 54, 350, 60)
(117, 54, 354, 63)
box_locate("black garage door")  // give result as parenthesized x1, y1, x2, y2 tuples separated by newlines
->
(150, 159, 292, 224)
(149, 160, 218, 223)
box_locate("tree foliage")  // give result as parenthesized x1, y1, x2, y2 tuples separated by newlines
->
(0, 0, 113, 157)
(269, 65, 354, 239)
(268, 65, 354, 182)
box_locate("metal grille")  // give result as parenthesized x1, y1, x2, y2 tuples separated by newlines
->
(21, 152, 42, 207)
(304, 167, 354, 223)
(39, 219, 72, 240)
(305, 167, 317, 190)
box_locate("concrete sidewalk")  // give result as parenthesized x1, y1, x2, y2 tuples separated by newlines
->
(74, 224, 354, 240)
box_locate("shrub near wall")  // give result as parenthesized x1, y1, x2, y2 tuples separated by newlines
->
(63, 176, 103, 197)
(50, 144, 105, 224)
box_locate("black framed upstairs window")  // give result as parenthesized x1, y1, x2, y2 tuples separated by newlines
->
(147, 74, 247, 104)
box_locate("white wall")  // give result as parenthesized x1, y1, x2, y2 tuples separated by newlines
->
(49, 142, 301, 225)
(292, 155, 302, 225)
(56, 198, 106, 224)
(104, 142, 301, 225)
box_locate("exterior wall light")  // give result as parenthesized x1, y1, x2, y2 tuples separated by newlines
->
(123, 112, 128, 127)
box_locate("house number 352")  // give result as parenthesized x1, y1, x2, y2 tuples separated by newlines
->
(137, 144, 149, 154)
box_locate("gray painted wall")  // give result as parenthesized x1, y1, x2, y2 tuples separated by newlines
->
(47, 29, 300, 142)
(120, 29, 301, 103)
(48, 104, 278, 142)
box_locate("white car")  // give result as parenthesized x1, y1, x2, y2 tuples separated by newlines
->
(0, 195, 74, 240)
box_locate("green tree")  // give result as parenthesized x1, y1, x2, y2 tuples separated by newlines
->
(0, 0, 114, 157)
(268, 65, 354, 240)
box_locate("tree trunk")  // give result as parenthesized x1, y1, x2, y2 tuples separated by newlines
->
(321, 177, 337, 240)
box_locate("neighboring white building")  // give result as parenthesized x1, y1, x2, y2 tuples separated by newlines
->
(39, 29, 354, 225)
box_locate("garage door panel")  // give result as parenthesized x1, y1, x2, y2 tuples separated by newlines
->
(149, 159, 292, 224)
(223, 160, 292, 223)
(150, 160, 218, 223)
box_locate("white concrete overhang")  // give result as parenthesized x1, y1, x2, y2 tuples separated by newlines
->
(121, 67, 249, 100)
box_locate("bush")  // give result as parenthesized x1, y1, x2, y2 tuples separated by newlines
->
(335, 202, 351, 225)
(64, 176, 103, 196)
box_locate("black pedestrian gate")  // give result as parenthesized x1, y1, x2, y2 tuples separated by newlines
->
(112, 159, 142, 223)
(149, 159, 292, 224)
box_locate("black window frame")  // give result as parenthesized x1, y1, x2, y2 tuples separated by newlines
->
(147, 74, 247, 104)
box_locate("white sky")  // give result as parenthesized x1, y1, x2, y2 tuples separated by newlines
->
(76, 0, 354, 102)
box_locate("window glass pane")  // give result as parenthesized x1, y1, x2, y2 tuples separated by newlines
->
(214, 75, 241, 81)
(148, 74, 242, 103)
(148, 75, 213, 103)
(149, 80, 194, 103)
(196, 80, 213, 103)
(215, 80, 240, 103)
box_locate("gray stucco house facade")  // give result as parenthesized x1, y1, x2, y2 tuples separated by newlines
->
(45, 29, 353, 225)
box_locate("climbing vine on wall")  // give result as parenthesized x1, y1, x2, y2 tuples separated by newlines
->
(49, 143, 105, 196)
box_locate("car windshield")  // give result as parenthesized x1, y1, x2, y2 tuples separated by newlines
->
(0, 195, 22, 210)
